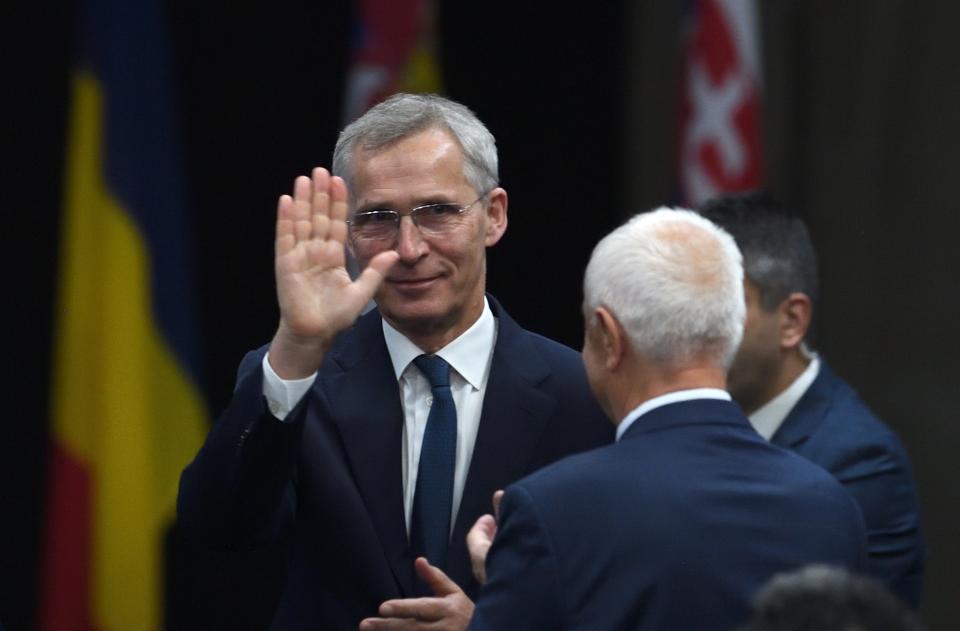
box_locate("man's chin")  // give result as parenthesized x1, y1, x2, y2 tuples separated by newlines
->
(378, 297, 453, 334)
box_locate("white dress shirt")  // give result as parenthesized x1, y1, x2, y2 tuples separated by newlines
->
(261, 299, 497, 534)
(748, 355, 821, 441)
(616, 388, 732, 441)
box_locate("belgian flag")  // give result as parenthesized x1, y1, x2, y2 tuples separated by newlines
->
(38, 1, 206, 629)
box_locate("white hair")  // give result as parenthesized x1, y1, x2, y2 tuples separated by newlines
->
(583, 207, 745, 368)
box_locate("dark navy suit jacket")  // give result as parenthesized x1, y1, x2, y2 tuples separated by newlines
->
(771, 361, 925, 607)
(177, 297, 612, 630)
(469, 398, 867, 631)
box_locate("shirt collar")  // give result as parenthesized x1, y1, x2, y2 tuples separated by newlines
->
(749, 355, 821, 441)
(382, 297, 495, 390)
(616, 388, 731, 441)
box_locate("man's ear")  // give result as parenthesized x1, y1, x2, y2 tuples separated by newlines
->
(779, 292, 812, 350)
(594, 306, 626, 371)
(483, 188, 508, 247)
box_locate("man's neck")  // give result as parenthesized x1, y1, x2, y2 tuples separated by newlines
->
(384, 296, 487, 354)
(767, 349, 810, 406)
(613, 365, 727, 424)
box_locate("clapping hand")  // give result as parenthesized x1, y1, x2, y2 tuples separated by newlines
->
(466, 490, 503, 585)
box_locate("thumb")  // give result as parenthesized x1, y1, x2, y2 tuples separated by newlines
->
(353, 250, 399, 301)
(492, 490, 505, 522)
(414, 557, 461, 597)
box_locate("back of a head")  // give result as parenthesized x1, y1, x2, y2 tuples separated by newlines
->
(332, 92, 499, 199)
(740, 565, 925, 631)
(699, 191, 819, 314)
(583, 207, 745, 368)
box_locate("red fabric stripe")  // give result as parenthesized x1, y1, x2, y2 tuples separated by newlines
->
(38, 441, 98, 631)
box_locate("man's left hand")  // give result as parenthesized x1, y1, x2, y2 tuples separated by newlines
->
(359, 557, 474, 631)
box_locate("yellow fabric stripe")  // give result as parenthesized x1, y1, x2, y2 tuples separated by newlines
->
(400, 45, 443, 94)
(399, 1, 442, 94)
(51, 71, 207, 631)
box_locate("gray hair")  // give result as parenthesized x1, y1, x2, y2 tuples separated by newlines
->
(698, 192, 818, 313)
(332, 93, 499, 201)
(583, 207, 745, 368)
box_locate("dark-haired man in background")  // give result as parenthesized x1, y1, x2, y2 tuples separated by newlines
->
(700, 192, 925, 607)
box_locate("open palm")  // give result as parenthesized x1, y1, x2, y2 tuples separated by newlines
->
(270, 168, 397, 377)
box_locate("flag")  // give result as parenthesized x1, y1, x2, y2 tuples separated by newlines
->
(677, 0, 764, 206)
(38, 1, 207, 629)
(342, 0, 443, 123)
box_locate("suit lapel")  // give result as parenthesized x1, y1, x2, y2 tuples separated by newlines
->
(770, 362, 838, 450)
(320, 312, 415, 596)
(445, 300, 558, 590)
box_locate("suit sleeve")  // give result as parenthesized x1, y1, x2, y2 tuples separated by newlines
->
(826, 431, 925, 607)
(469, 484, 564, 631)
(177, 348, 306, 546)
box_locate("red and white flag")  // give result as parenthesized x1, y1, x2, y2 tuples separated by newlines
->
(342, 0, 442, 123)
(677, 0, 764, 206)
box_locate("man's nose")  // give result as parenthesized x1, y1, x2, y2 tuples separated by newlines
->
(395, 215, 429, 262)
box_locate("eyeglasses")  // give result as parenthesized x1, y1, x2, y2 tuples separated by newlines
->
(347, 191, 490, 243)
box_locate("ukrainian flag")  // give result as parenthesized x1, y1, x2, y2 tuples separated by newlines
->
(39, 1, 206, 629)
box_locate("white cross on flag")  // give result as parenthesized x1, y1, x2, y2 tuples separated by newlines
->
(677, 0, 764, 206)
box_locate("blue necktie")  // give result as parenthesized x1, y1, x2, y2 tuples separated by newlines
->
(410, 354, 457, 572)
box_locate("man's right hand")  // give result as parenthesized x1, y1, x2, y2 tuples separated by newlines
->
(267, 167, 398, 378)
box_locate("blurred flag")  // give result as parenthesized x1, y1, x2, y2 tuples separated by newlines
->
(677, 0, 764, 206)
(38, 1, 207, 629)
(342, 0, 443, 123)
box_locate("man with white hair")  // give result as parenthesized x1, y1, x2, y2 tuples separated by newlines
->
(464, 208, 868, 631)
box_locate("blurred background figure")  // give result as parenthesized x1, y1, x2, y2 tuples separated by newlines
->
(700, 191, 925, 608)
(740, 564, 925, 631)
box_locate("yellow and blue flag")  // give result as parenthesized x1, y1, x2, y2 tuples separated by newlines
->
(39, 1, 207, 629)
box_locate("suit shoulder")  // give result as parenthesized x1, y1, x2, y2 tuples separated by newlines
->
(515, 329, 595, 392)
(511, 442, 617, 500)
(519, 328, 583, 363)
(813, 372, 914, 465)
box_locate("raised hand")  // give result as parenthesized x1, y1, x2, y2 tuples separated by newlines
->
(268, 168, 398, 378)
(359, 558, 474, 631)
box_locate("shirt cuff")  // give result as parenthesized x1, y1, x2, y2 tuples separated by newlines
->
(261, 352, 316, 421)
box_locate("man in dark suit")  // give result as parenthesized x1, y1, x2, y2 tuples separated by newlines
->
(700, 192, 925, 607)
(465, 208, 867, 631)
(177, 94, 611, 630)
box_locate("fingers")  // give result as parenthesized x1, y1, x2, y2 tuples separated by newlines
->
(468, 514, 497, 544)
(359, 564, 473, 630)
(374, 597, 447, 622)
(292, 175, 313, 241)
(492, 490, 504, 521)
(277, 168, 351, 254)
(276, 195, 295, 256)
(467, 515, 496, 585)
(413, 557, 461, 597)
(310, 168, 332, 241)
(358, 616, 418, 630)
(328, 176, 349, 244)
